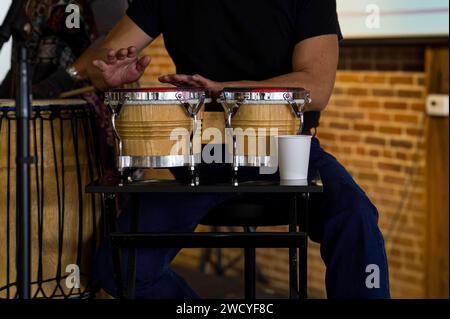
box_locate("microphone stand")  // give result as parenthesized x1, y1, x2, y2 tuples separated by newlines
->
(1, 0, 32, 299)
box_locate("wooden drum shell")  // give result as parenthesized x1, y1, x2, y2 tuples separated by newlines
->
(0, 100, 101, 298)
(116, 104, 204, 157)
(202, 104, 298, 156)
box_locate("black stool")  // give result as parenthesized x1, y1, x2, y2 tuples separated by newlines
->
(199, 195, 308, 299)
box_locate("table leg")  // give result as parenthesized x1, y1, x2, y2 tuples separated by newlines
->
(104, 193, 124, 299)
(125, 195, 139, 299)
(289, 193, 299, 299)
(244, 227, 256, 300)
(299, 192, 309, 299)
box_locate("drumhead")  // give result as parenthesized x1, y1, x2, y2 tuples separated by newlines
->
(0, 99, 88, 111)
(218, 87, 311, 105)
(105, 87, 212, 105)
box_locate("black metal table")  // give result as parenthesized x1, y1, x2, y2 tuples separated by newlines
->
(86, 175, 323, 299)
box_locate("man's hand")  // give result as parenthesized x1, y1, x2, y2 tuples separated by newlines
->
(91, 46, 151, 90)
(159, 74, 224, 95)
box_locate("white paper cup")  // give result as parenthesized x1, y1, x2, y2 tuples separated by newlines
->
(278, 135, 312, 181)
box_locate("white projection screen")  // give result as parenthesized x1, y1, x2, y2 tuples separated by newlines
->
(337, 0, 450, 39)
(0, 0, 13, 83)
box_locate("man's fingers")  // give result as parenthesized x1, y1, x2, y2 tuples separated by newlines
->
(159, 74, 206, 87)
(158, 74, 176, 83)
(117, 48, 129, 60)
(127, 46, 138, 58)
(172, 74, 199, 86)
(92, 60, 108, 72)
(191, 74, 210, 87)
(192, 74, 206, 82)
(136, 56, 151, 73)
(106, 49, 117, 63)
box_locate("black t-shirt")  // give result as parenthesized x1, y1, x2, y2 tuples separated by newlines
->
(127, 0, 342, 131)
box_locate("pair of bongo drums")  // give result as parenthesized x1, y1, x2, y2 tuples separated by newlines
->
(105, 87, 311, 184)
(0, 99, 101, 299)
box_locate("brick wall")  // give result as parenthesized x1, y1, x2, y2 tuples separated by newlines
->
(141, 37, 429, 298)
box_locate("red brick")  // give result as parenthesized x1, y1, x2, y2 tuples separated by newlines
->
(343, 112, 365, 120)
(378, 162, 402, 172)
(332, 99, 354, 107)
(366, 137, 386, 146)
(354, 124, 375, 132)
(356, 147, 366, 155)
(352, 160, 374, 169)
(406, 128, 423, 136)
(410, 103, 425, 111)
(397, 89, 424, 98)
(384, 102, 408, 110)
(347, 87, 369, 96)
(369, 112, 390, 121)
(369, 149, 380, 156)
(394, 114, 419, 124)
(390, 76, 414, 85)
(329, 122, 350, 130)
(358, 172, 379, 182)
(341, 146, 353, 154)
(317, 132, 336, 141)
(359, 100, 381, 109)
(391, 139, 413, 149)
(396, 152, 408, 160)
(383, 150, 394, 158)
(336, 73, 361, 82)
(373, 89, 395, 97)
(340, 134, 361, 142)
(379, 126, 403, 135)
(383, 175, 406, 185)
(364, 74, 386, 83)
(323, 110, 340, 117)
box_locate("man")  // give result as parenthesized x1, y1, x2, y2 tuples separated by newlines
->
(89, 0, 390, 299)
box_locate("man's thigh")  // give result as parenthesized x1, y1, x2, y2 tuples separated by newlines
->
(307, 137, 380, 243)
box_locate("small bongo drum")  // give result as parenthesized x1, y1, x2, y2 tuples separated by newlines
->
(105, 88, 210, 174)
(218, 88, 311, 168)
(0, 99, 102, 298)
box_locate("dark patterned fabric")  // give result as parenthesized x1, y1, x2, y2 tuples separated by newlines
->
(0, 0, 96, 96)
(0, 0, 120, 174)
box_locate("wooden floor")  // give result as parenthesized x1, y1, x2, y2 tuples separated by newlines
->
(174, 265, 288, 299)
(96, 265, 321, 299)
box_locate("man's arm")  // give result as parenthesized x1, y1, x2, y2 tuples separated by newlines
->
(159, 34, 339, 111)
(87, 15, 154, 90)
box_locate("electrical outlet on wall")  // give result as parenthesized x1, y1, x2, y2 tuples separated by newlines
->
(426, 94, 449, 117)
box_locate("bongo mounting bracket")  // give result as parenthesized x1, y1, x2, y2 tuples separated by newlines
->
(106, 95, 130, 171)
(176, 92, 205, 186)
(283, 92, 311, 135)
(219, 94, 243, 184)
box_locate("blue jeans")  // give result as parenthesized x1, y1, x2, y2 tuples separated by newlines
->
(94, 138, 390, 298)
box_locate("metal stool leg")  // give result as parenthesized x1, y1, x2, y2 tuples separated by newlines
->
(299, 193, 309, 299)
(105, 193, 124, 299)
(244, 226, 256, 300)
(125, 195, 139, 299)
(289, 194, 299, 299)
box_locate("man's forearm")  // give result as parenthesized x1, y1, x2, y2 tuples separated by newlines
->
(223, 71, 334, 112)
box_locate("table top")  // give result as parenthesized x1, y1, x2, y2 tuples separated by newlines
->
(86, 174, 323, 194)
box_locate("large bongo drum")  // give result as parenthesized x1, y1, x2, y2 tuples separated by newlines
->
(0, 99, 102, 299)
(218, 88, 311, 168)
(105, 88, 210, 172)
